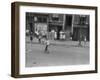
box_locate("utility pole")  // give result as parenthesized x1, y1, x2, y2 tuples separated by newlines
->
(71, 15, 75, 34)
(63, 14, 66, 31)
(78, 15, 82, 47)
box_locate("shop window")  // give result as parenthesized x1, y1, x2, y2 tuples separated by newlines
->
(80, 16, 87, 25)
(37, 17, 47, 23)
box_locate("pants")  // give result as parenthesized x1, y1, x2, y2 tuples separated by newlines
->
(30, 36, 33, 41)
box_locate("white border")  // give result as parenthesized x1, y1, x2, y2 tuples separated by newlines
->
(19, 6, 95, 74)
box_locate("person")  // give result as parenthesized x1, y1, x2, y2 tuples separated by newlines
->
(30, 31, 33, 43)
(54, 31, 57, 40)
(29, 23, 34, 43)
(70, 32, 73, 40)
(35, 30, 39, 38)
(60, 30, 63, 40)
(84, 36, 87, 46)
(38, 32, 42, 43)
(51, 30, 55, 40)
(44, 37, 50, 53)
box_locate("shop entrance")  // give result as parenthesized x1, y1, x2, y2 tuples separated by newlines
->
(49, 25, 63, 40)
(56, 26, 62, 40)
(64, 15, 72, 40)
(72, 27, 89, 41)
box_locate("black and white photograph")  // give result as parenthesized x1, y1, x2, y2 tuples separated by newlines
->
(25, 13, 90, 67)
(11, 2, 97, 78)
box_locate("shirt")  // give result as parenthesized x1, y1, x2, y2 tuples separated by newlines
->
(46, 40, 50, 45)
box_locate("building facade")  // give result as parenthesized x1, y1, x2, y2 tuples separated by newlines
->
(26, 12, 89, 41)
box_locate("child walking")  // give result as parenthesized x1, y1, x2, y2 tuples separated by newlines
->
(44, 37, 50, 53)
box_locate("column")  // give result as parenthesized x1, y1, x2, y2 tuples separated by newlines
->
(63, 14, 66, 30)
(71, 15, 75, 34)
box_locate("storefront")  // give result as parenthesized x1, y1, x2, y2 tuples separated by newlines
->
(72, 15, 89, 41)
(26, 13, 89, 41)
(26, 13, 48, 37)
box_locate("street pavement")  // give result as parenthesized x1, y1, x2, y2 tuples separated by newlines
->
(25, 37, 89, 67)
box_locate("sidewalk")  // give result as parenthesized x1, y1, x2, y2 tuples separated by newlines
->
(50, 40, 89, 47)
(26, 36, 89, 47)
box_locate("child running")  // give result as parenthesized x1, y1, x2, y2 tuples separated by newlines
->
(44, 37, 50, 53)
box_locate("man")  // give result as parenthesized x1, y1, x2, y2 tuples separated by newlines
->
(38, 31, 42, 43)
(84, 36, 87, 46)
(30, 31, 33, 43)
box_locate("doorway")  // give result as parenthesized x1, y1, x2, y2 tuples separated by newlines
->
(64, 15, 72, 40)
(49, 25, 63, 40)
(56, 25, 62, 40)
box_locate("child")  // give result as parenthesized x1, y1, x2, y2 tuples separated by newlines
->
(44, 38, 50, 53)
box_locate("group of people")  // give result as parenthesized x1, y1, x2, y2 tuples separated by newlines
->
(29, 29, 88, 54)
(29, 30, 50, 53)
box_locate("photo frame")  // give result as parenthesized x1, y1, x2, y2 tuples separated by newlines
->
(11, 2, 98, 78)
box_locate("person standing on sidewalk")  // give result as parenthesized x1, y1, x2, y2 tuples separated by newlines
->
(84, 35, 87, 47)
(38, 31, 42, 43)
(29, 23, 34, 43)
(30, 31, 33, 43)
